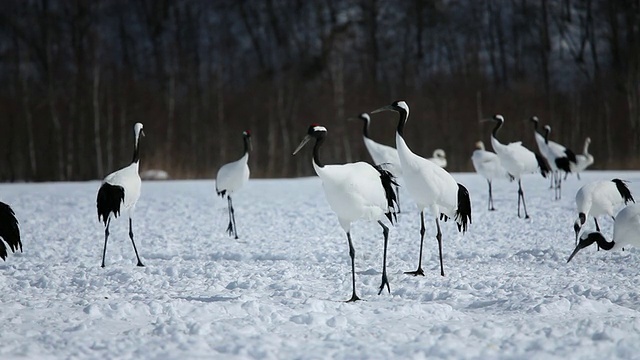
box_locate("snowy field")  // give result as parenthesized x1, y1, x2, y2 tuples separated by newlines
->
(2, 170, 640, 359)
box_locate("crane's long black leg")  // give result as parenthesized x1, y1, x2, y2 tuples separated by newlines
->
(517, 182, 522, 218)
(396, 185, 401, 214)
(377, 220, 390, 295)
(230, 196, 239, 239)
(226, 196, 234, 237)
(488, 179, 495, 211)
(435, 217, 444, 276)
(129, 218, 144, 267)
(577, 172, 581, 180)
(101, 217, 111, 268)
(557, 172, 562, 200)
(518, 180, 530, 219)
(594, 217, 601, 251)
(405, 211, 425, 276)
(345, 232, 360, 302)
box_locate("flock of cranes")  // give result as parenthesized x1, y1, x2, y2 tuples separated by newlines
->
(0, 100, 637, 304)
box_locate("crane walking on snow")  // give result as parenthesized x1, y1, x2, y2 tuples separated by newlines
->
(96, 123, 145, 268)
(293, 124, 398, 302)
(371, 101, 471, 277)
(216, 131, 251, 239)
(486, 115, 550, 219)
(471, 140, 510, 211)
(543, 125, 577, 200)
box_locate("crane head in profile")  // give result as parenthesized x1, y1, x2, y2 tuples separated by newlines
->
(242, 130, 253, 152)
(371, 100, 409, 115)
(292, 124, 327, 155)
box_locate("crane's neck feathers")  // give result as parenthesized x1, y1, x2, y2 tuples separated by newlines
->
(132, 124, 144, 164)
(361, 115, 371, 138)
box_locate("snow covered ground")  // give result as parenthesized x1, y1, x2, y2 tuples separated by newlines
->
(2, 170, 640, 359)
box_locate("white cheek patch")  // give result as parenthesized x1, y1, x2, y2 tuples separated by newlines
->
(313, 125, 327, 133)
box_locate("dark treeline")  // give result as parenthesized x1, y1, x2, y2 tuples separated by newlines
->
(0, 0, 639, 181)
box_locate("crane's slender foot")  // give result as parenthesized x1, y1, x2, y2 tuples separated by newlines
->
(346, 291, 361, 302)
(226, 221, 234, 236)
(525, 215, 530, 219)
(404, 268, 425, 276)
(378, 273, 390, 295)
(137, 261, 145, 267)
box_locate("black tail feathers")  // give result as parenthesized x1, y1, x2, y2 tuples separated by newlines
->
(374, 165, 399, 224)
(455, 183, 472, 233)
(0, 202, 21, 261)
(612, 179, 635, 205)
(555, 157, 572, 173)
(97, 183, 125, 226)
(535, 152, 551, 178)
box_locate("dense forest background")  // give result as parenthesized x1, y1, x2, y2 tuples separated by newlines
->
(0, 0, 638, 181)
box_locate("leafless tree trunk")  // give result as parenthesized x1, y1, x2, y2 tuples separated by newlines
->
(93, 63, 103, 176)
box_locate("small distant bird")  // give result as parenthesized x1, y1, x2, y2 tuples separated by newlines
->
(573, 179, 634, 244)
(567, 203, 640, 262)
(471, 140, 510, 211)
(568, 137, 594, 180)
(428, 149, 447, 168)
(96, 123, 145, 268)
(293, 124, 397, 302)
(352, 113, 403, 212)
(371, 101, 471, 277)
(0, 202, 21, 261)
(486, 115, 550, 219)
(216, 130, 251, 239)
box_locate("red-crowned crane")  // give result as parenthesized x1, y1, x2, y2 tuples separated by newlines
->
(543, 125, 577, 200)
(568, 203, 640, 262)
(471, 140, 510, 211)
(0, 202, 21, 261)
(573, 179, 634, 245)
(96, 122, 145, 268)
(216, 131, 251, 239)
(486, 115, 550, 219)
(371, 101, 471, 277)
(293, 124, 397, 302)
(568, 137, 594, 180)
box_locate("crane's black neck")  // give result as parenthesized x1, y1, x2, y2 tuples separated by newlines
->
(362, 118, 370, 138)
(491, 120, 503, 139)
(530, 118, 541, 134)
(243, 136, 251, 156)
(313, 135, 326, 168)
(396, 108, 408, 136)
(583, 232, 615, 251)
(132, 137, 140, 164)
(544, 130, 550, 144)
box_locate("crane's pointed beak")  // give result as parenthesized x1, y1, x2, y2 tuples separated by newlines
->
(249, 137, 253, 152)
(371, 105, 393, 114)
(140, 129, 146, 137)
(292, 135, 312, 155)
(566, 245, 582, 263)
(479, 118, 492, 123)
